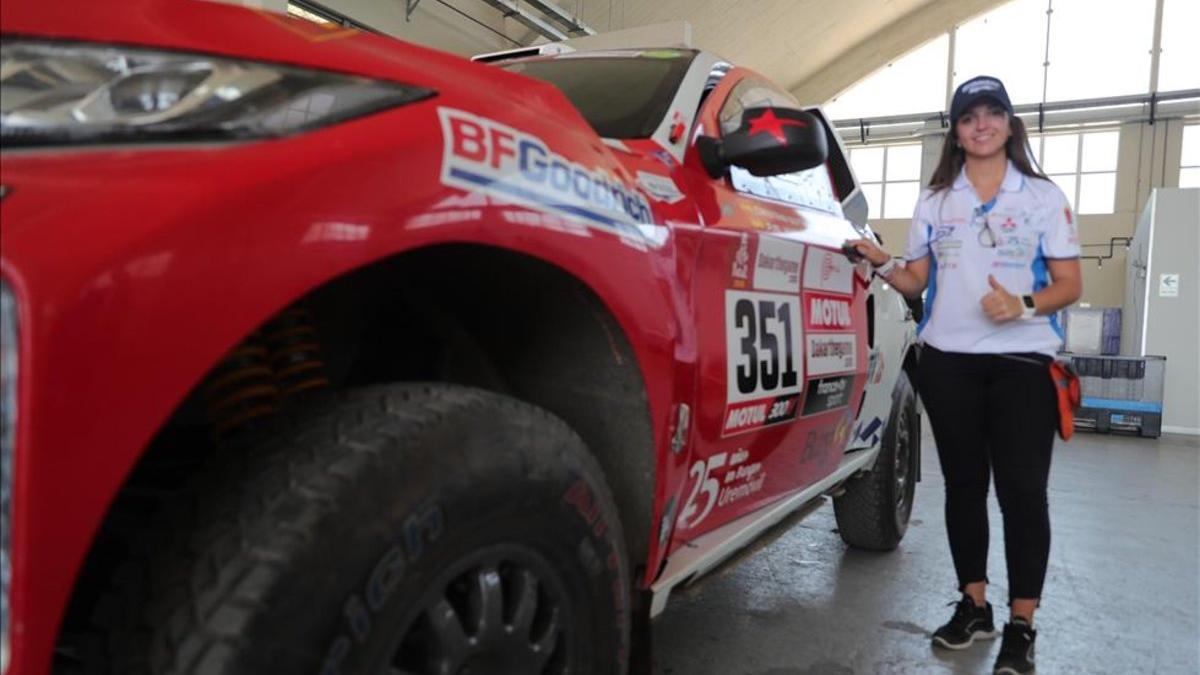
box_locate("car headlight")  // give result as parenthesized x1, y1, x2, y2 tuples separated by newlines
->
(0, 40, 434, 147)
(0, 282, 16, 673)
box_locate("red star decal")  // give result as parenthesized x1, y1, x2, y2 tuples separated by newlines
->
(746, 109, 807, 143)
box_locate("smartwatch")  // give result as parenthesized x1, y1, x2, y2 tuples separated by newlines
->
(1021, 294, 1037, 319)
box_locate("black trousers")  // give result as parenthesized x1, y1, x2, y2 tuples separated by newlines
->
(916, 345, 1058, 604)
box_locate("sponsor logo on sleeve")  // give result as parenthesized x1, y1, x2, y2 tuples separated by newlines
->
(753, 237, 805, 293)
(438, 107, 651, 237)
(801, 375, 854, 416)
(803, 247, 852, 295)
(806, 333, 856, 376)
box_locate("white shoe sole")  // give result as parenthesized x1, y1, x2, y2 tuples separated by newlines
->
(931, 629, 1000, 650)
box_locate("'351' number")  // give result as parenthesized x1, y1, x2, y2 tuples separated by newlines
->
(727, 293, 801, 401)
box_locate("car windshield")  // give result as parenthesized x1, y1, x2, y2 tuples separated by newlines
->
(502, 51, 695, 139)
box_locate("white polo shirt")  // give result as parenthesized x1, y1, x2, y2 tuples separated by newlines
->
(904, 160, 1080, 355)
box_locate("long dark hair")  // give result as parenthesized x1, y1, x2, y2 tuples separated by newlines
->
(927, 114, 1047, 192)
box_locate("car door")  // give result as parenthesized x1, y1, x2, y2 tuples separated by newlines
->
(669, 70, 871, 543)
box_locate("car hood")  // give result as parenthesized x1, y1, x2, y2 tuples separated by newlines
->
(0, 0, 542, 104)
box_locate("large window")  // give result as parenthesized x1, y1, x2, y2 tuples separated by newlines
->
(953, 0, 1047, 106)
(1158, 0, 1200, 93)
(1030, 130, 1119, 214)
(830, 0, 1196, 124)
(1044, 0, 1155, 102)
(849, 144, 922, 219)
(823, 36, 949, 121)
(1180, 125, 1200, 189)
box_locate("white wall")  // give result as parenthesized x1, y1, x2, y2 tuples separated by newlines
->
(1140, 188, 1200, 433)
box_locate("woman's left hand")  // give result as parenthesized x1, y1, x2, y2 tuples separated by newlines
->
(981, 274, 1024, 322)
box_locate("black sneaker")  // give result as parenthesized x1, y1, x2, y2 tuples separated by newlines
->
(993, 618, 1037, 674)
(931, 595, 999, 650)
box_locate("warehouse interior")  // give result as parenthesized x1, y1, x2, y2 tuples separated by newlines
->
(2, 0, 1198, 673)
(266, 0, 1200, 671)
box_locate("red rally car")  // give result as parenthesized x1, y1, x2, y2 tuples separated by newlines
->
(0, 1, 921, 673)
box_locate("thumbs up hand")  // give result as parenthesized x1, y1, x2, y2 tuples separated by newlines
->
(981, 274, 1023, 322)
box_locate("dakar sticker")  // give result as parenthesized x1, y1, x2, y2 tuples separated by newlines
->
(806, 333, 856, 376)
(802, 247, 852, 295)
(438, 107, 651, 237)
(753, 237, 804, 293)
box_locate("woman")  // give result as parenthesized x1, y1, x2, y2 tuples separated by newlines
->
(847, 75, 1082, 675)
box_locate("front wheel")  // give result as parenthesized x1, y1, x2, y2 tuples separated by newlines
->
(833, 372, 919, 551)
(88, 385, 631, 675)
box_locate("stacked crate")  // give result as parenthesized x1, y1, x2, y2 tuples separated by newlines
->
(1061, 354, 1166, 437)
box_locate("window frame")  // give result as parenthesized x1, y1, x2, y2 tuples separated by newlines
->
(1029, 128, 1120, 214)
(848, 142, 924, 220)
(1179, 123, 1200, 189)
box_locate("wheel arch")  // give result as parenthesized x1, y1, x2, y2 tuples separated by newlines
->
(54, 243, 663, 660)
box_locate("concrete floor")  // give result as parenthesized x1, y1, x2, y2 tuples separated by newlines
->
(654, 429, 1200, 674)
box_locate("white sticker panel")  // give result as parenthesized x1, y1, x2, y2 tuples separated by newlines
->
(803, 246, 853, 296)
(637, 171, 685, 204)
(725, 290, 804, 404)
(806, 333, 857, 377)
(753, 237, 805, 293)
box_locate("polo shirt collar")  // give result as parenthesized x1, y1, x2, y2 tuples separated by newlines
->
(952, 159, 1024, 195)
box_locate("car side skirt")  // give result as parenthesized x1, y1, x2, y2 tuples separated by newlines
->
(649, 442, 882, 617)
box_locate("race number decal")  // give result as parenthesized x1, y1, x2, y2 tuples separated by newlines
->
(723, 290, 804, 436)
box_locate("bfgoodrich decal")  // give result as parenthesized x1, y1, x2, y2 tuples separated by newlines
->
(438, 107, 651, 236)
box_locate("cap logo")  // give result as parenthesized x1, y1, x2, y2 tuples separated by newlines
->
(962, 79, 1001, 94)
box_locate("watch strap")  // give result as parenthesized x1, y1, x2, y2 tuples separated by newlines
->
(1021, 294, 1037, 319)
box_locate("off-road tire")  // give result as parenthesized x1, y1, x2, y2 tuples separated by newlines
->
(84, 384, 630, 675)
(833, 372, 919, 551)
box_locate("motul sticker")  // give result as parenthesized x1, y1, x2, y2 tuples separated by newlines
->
(722, 395, 799, 435)
(803, 247, 852, 295)
(806, 333, 856, 376)
(804, 291, 852, 331)
(438, 107, 651, 237)
(753, 237, 804, 293)
(801, 375, 854, 416)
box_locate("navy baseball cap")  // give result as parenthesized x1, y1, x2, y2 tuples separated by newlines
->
(950, 76, 1013, 123)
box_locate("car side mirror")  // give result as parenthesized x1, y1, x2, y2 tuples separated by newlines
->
(696, 106, 828, 179)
